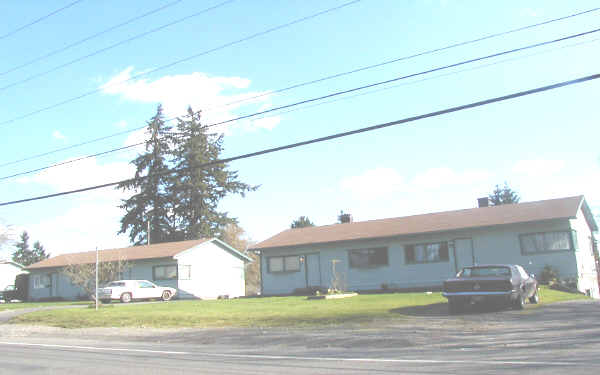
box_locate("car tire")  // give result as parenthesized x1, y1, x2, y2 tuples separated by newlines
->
(120, 292, 132, 303)
(161, 291, 172, 302)
(100, 299, 111, 304)
(448, 300, 461, 315)
(529, 289, 540, 304)
(513, 294, 525, 310)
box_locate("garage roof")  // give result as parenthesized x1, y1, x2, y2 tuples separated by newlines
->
(252, 196, 595, 250)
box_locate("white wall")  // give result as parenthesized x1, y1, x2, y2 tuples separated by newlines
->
(175, 241, 245, 299)
(571, 207, 599, 298)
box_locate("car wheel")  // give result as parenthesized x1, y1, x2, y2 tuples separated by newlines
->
(161, 290, 172, 301)
(448, 300, 462, 315)
(120, 292, 132, 303)
(513, 294, 525, 310)
(529, 289, 540, 304)
(100, 299, 111, 304)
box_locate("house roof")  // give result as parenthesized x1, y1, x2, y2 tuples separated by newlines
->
(27, 239, 211, 270)
(251, 196, 593, 251)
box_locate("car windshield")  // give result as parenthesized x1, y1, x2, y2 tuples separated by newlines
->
(459, 267, 511, 277)
(106, 282, 126, 287)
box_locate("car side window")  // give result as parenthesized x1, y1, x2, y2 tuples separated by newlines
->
(516, 266, 529, 279)
(138, 281, 155, 288)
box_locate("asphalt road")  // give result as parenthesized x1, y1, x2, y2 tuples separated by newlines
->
(1, 299, 599, 374)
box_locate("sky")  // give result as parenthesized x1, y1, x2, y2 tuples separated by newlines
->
(0, 0, 599, 259)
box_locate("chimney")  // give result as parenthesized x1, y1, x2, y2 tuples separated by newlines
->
(477, 197, 489, 208)
(338, 211, 353, 223)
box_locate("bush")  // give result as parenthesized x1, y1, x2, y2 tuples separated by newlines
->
(539, 265, 559, 285)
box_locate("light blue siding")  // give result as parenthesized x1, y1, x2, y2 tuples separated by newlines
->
(260, 218, 585, 296)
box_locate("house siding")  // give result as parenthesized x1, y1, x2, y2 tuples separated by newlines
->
(570, 207, 599, 298)
(260, 218, 593, 296)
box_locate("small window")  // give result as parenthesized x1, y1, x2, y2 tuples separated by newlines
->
(520, 231, 574, 254)
(153, 265, 178, 280)
(268, 256, 301, 273)
(405, 242, 449, 264)
(33, 274, 51, 289)
(348, 247, 388, 268)
(138, 281, 156, 288)
(178, 265, 191, 280)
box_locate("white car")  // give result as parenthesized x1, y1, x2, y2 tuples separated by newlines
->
(98, 280, 176, 303)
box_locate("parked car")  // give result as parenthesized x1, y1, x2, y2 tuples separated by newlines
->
(442, 264, 538, 314)
(0, 285, 19, 303)
(98, 280, 176, 303)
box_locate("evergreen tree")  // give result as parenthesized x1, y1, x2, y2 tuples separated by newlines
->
(12, 231, 49, 266)
(168, 107, 257, 240)
(489, 183, 520, 205)
(291, 216, 315, 229)
(117, 105, 176, 245)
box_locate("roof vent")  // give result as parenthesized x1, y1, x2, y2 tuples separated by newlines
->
(338, 211, 353, 223)
(477, 197, 489, 208)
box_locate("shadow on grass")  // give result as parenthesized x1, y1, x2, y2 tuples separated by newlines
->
(390, 302, 510, 317)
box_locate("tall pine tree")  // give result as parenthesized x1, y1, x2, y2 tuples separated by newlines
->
(12, 231, 49, 266)
(167, 107, 257, 240)
(489, 183, 520, 205)
(117, 105, 176, 245)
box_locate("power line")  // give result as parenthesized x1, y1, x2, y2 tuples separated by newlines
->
(1, 72, 598, 207)
(0, 0, 85, 41)
(2, 27, 598, 178)
(0, 0, 184, 77)
(0, 0, 236, 91)
(0, 0, 360, 128)
(1, 6, 595, 168)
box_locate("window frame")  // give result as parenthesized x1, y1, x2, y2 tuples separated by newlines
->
(33, 274, 51, 289)
(267, 255, 301, 273)
(348, 247, 389, 269)
(519, 230, 576, 255)
(152, 264, 178, 281)
(404, 241, 450, 264)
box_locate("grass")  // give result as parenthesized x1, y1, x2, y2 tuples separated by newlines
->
(0, 301, 88, 312)
(8, 286, 589, 329)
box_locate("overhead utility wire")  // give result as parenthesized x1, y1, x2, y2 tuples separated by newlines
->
(1, 27, 597, 176)
(0, 0, 360, 128)
(198, 27, 600, 129)
(0, 0, 235, 91)
(1, 73, 598, 207)
(203, 5, 600, 113)
(0, 0, 85, 41)
(0, 0, 184, 76)
(0, 6, 593, 167)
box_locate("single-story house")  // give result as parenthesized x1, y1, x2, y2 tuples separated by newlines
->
(0, 260, 26, 290)
(26, 238, 252, 301)
(251, 195, 599, 299)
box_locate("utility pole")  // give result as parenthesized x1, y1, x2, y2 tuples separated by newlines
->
(95, 246, 98, 311)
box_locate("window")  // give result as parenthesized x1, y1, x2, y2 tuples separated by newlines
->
(460, 266, 510, 277)
(348, 247, 388, 268)
(405, 242, 449, 264)
(268, 255, 301, 273)
(178, 265, 191, 280)
(33, 274, 51, 289)
(153, 265, 178, 280)
(138, 281, 156, 288)
(520, 231, 574, 254)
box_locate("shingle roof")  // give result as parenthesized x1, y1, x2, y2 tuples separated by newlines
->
(251, 196, 589, 250)
(27, 239, 210, 270)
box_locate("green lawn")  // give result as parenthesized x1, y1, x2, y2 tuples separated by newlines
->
(0, 301, 88, 312)
(8, 286, 589, 329)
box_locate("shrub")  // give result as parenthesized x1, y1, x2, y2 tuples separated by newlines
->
(539, 265, 559, 285)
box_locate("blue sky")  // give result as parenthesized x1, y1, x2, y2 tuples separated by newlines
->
(0, 0, 599, 257)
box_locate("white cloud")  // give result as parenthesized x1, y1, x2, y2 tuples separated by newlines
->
(115, 120, 128, 128)
(52, 130, 66, 140)
(250, 115, 281, 131)
(100, 67, 280, 132)
(340, 167, 405, 198)
(512, 159, 565, 176)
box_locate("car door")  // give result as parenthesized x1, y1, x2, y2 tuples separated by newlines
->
(516, 266, 535, 297)
(137, 281, 159, 299)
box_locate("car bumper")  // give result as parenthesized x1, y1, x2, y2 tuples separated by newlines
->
(443, 290, 517, 304)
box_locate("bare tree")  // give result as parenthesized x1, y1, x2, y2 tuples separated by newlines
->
(61, 257, 130, 301)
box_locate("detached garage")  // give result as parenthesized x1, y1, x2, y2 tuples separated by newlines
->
(26, 238, 252, 301)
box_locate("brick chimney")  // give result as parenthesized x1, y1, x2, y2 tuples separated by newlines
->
(477, 197, 489, 208)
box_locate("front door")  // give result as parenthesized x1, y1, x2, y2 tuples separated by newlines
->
(454, 238, 474, 274)
(305, 253, 321, 288)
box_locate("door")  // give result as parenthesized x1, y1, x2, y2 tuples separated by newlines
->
(50, 273, 58, 297)
(305, 253, 321, 288)
(453, 238, 474, 274)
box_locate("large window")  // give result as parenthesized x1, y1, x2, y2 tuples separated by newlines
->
(33, 274, 51, 289)
(268, 255, 300, 273)
(153, 265, 178, 280)
(520, 231, 575, 254)
(405, 242, 449, 264)
(348, 247, 388, 268)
